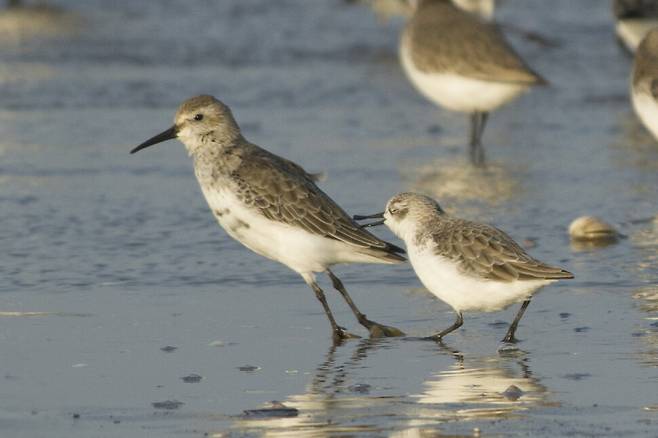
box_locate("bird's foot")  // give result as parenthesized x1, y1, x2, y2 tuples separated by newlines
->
(332, 326, 361, 343)
(497, 336, 525, 355)
(359, 317, 405, 338)
(497, 343, 526, 356)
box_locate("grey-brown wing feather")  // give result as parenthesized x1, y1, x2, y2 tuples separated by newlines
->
(431, 220, 572, 282)
(406, 2, 544, 84)
(233, 147, 404, 257)
(278, 156, 324, 183)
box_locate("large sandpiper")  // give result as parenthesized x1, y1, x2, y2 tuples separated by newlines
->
(131, 95, 406, 342)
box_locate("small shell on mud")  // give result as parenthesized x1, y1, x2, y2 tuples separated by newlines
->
(568, 216, 619, 241)
(242, 401, 298, 419)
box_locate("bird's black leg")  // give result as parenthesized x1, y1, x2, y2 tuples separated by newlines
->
(426, 312, 464, 341)
(469, 111, 488, 167)
(326, 269, 404, 338)
(469, 112, 479, 159)
(502, 299, 531, 343)
(303, 274, 359, 342)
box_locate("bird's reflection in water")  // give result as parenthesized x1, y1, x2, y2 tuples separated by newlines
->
(233, 339, 400, 437)
(392, 346, 550, 437)
(0, 4, 79, 44)
(232, 339, 550, 437)
(401, 158, 522, 217)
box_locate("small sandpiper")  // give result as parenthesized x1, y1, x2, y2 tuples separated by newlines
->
(613, 0, 658, 53)
(631, 28, 658, 140)
(399, 0, 545, 166)
(355, 192, 573, 343)
(131, 95, 406, 341)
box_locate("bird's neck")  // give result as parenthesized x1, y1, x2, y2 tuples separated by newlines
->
(406, 215, 448, 247)
(179, 122, 243, 155)
(191, 136, 246, 184)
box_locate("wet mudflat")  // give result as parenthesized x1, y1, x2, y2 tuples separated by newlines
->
(0, 0, 657, 436)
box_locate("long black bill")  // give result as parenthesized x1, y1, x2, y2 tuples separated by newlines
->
(353, 212, 385, 228)
(130, 126, 178, 154)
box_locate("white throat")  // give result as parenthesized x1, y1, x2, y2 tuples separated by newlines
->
(385, 216, 418, 244)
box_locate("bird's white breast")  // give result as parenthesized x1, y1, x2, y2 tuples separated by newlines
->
(631, 86, 658, 140)
(408, 243, 551, 313)
(198, 185, 388, 274)
(399, 41, 528, 113)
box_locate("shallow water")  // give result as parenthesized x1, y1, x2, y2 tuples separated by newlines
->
(0, 0, 657, 436)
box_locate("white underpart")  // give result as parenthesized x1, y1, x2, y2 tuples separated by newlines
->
(399, 41, 528, 113)
(452, 0, 495, 21)
(199, 185, 393, 275)
(408, 244, 551, 313)
(616, 19, 658, 53)
(632, 86, 658, 140)
(384, 212, 551, 313)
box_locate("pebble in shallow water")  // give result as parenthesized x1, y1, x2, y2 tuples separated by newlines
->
(242, 401, 298, 419)
(237, 365, 261, 373)
(348, 383, 371, 394)
(152, 400, 184, 410)
(502, 385, 524, 401)
(181, 373, 202, 383)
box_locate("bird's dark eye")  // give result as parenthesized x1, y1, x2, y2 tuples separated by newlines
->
(389, 208, 398, 215)
(194, 114, 203, 121)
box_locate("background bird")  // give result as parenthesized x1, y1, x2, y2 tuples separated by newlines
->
(399, 0, 546, 166)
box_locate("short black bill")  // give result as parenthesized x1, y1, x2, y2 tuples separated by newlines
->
(353, 212, 385, 228)
(130, 125, 178, 154)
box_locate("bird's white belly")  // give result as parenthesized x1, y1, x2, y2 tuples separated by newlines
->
(399, 42, 527, 113)
(409, 246, 551, 313)
(632, 87, 658, 140)
(199, 187, 379, 274)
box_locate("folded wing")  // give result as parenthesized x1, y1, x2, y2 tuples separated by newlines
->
(432, 220, 573, 281)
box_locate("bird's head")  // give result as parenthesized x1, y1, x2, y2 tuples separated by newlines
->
(131, 95, 241, 156)
(354, 192, 445, 241)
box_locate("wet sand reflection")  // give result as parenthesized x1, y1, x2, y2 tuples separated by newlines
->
(400, 158, 522, 217)
(230, 339, 550, 437)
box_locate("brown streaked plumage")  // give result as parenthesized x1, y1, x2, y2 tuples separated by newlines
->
(426, 218, 573, 282)
(227, 144, 405, 261)
(405, 0, 544, 84)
